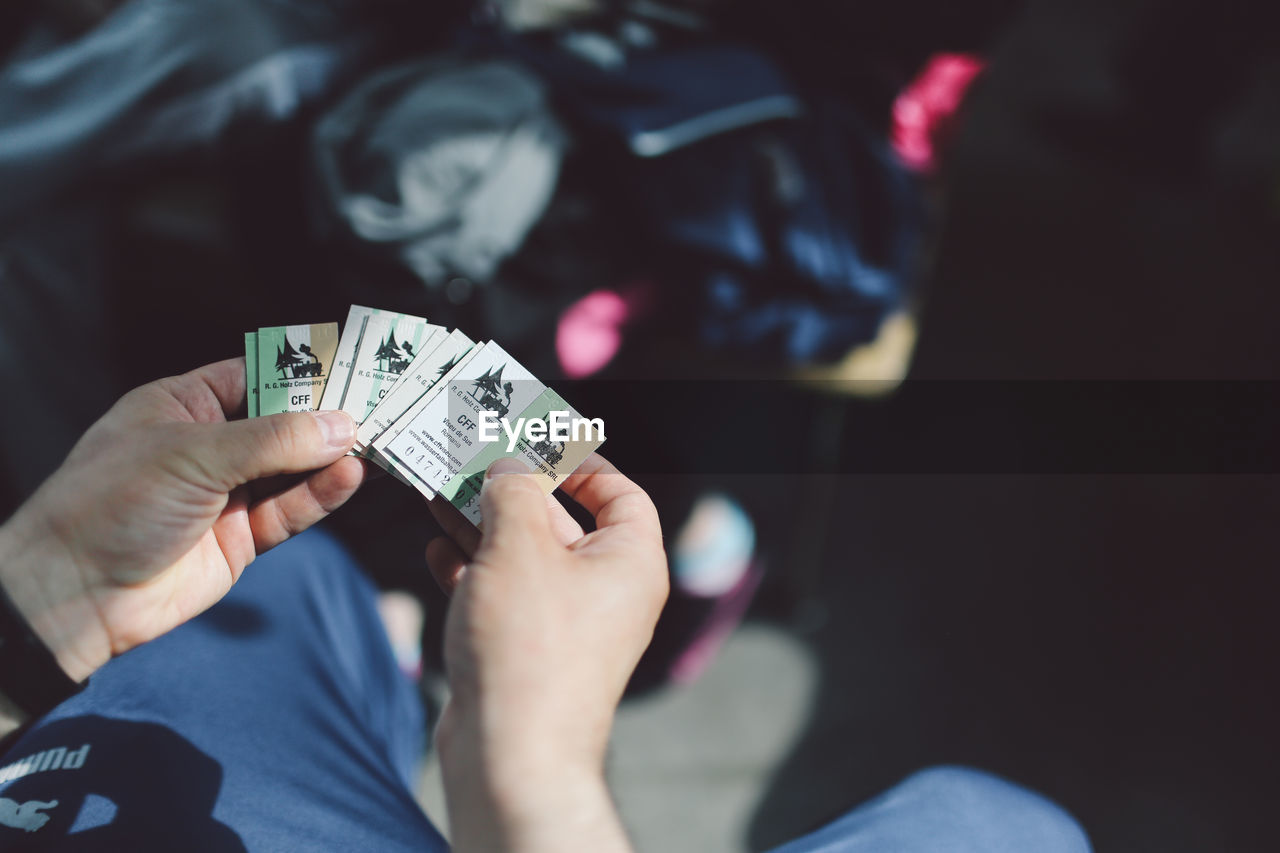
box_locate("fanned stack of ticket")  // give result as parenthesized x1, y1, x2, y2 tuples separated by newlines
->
(244, 306, 605, 525)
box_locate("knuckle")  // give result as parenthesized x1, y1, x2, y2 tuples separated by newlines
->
(261, 414, 305, 459)
(157, 426, 224, 488)
(149, 375, 185, 398)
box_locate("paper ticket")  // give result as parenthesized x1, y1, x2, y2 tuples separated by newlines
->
(238, 304, 605, 524)
(256, 323, 339, 415)
(337, 314, 443, 424)
(382, 342, 545, 497)
(371, 344, 481, 489)
(357, 328, 473, 452)
(318, 306, 374, 412)
(244, 332, 260, 418)
(319, 305, 431, 412)
(360, 327, 476, 455)
(440, 388, 606, 526)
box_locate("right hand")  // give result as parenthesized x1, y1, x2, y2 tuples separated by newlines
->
(426, 454, 668, 852)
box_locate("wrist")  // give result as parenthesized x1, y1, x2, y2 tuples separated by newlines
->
(437, 705, 628, 853)
(0, 507, 111, 684)
(436, 695, 610, 801)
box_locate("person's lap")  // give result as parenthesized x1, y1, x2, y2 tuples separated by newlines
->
(1, 528, 1089, 852)
(0, 528, 445, 850)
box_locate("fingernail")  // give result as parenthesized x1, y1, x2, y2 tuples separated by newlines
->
(486, 457, 531, 479)
(315, 411, 355, 448)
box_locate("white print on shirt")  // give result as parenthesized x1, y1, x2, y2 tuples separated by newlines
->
(0, 798, 58, 833)
(0, 744, 90, 783)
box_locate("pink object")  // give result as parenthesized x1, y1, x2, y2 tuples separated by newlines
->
(668, 561, 765, 686)
(892, 53, 987, 175)
(555, 283, 655, 378)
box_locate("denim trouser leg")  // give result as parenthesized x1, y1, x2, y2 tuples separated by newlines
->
(769, 766, 1092, 853)
(0, 528, 447, 851)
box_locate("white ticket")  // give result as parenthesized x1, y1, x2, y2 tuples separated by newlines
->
(319, 305, 375, 411)
(439, 387, 606, 526)
(370, 343, 482, 486)
(338, 314, 444, 424)
(357, 328, 473, 452)
(382, 342, 545, 497)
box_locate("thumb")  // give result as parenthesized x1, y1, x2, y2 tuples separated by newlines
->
(181, 411, 356, 489)
(476, 458, 555, 557)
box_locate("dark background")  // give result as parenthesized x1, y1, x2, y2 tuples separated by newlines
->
(742, 3, 1280, 848)
(3, 1, 1279, 850)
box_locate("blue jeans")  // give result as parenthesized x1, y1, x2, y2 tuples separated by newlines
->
(0, 529, 1090, 851)
(768, 766, 1091, 853)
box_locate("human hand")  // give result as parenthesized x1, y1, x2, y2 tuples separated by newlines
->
(0, 358, 365, 684)
(426, 454, 668, 853)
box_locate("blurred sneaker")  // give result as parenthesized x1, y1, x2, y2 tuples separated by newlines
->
(630, 493, 763, 692)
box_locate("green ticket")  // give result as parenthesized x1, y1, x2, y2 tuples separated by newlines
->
(318, 305, 431, 412)
(381, 342, 545, 498)
(357, 328, 473, 453)
(244, 332, 260, 418)
(441, 388, 605, 526)
(372, 345, 481, 492)
(338, 314, 443, 424)
(257, 323, 339, 415)
(238, 304, 606, 525)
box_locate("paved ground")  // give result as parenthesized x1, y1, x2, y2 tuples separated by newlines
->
(418, 623, 818, 852)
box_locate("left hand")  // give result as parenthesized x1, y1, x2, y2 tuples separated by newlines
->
(0, 358, 366, 683)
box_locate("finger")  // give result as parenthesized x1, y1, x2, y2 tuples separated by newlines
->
(247, 454, 383, 500)
(181, 410, 357, 490)
(161, 358, 249, 420)
(546, 492, 585, 546)
(560, 454, 661, 540)
(476, 458, 556, 557)
(427, 495, 482, 558)
(189, 357, 252, 415)
(425, 536, 468, 595)
(244, 471, 306, 505)
(213, 486, 256, 571)
(245, 456, 368, 552)
(427, 488, 580, 550)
